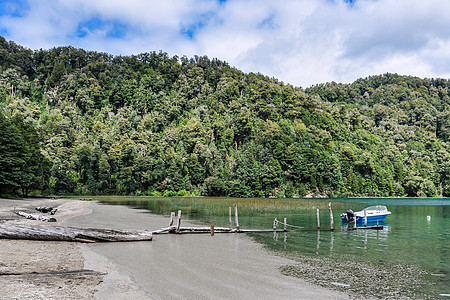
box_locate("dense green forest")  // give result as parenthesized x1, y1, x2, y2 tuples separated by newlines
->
(0, 36, 449, 197)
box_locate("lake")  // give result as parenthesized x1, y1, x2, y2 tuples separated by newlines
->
(95, 196, 449, 299)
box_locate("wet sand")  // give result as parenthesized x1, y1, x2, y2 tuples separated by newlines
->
(65, 202, 349, 299)
(1, 198, 349, 299)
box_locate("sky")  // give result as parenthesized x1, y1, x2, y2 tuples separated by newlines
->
(0, 0, 449, 88)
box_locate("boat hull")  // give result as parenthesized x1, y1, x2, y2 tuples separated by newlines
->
(353, 214, 389, 224)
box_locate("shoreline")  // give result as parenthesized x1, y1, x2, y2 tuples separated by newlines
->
(0, 197, 349, 299)
(0, 197, 100, 299)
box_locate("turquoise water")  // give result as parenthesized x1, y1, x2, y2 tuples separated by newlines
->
(96, 197, 449, 299)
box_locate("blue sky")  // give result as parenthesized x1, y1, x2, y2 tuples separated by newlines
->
(0, 0, 449, 87)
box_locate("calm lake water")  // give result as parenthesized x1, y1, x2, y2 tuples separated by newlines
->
(96, 196, 449, 299)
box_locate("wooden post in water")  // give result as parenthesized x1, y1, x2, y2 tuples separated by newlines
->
(176, 210, 182, 233)
(364, 208, 367, 227)
(234, 205, 240, 231)
(210, 225, 214, 236)
(328, 202, 334, 231)
(169, 212, 175, 226)
(317, 208, 320, 229)
(273, 218, 278, 231)
(229, 207, 232, 229)
(284, 218, 287, 232)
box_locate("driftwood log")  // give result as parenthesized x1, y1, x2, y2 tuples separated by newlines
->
(0, 224, 152, 243)
(15, 211, 57, 222)
(35, 206, 58, 215)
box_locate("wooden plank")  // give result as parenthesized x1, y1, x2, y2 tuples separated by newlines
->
(0, 224, 152, 242)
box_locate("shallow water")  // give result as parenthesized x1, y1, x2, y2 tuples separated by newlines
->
(95, 196, 449, 299)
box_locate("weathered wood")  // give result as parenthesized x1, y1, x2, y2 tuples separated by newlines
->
(328, 202, 334, 231)
(0, 224, 152, 242)
(283, 218, 287, 232)
(169, 212, 175, 226)
(364, 208, 367, 227)
(152, 226, 176, 234)
(176, 210, 182, 233)
(179, 226, 233, 232)
(178, 227, 285, 234)
(273, 218, 278, 230)
(15, 211, 56, 222)
(35, 206, 57, 214)
(228, 207, 232, 229)
(234, 205, 239, 231)
(316, 208, 320, 229)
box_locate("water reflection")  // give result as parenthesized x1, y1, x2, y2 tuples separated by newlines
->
(94, 196, 449, 299)
(330, 231, 334, 252)
(316, 230, 320, 254)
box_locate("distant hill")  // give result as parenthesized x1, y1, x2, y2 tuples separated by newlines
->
(1, 36, 449, 197)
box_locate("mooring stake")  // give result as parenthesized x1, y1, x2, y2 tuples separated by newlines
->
(176, 210, 182, 233)
(234, 205, 240, 231)
(328, 202, 334, 231)
(364, 208, 367, 227)
(317, 208, 320, 229)
(169, 212, 175, 226)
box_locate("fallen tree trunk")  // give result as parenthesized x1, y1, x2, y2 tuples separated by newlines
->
(35, 206, 58, 215)
(15, 211, 57, 222)
(0, 224, 152, 243)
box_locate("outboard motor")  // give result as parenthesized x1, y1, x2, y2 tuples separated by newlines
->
(345, 209, 355, 222)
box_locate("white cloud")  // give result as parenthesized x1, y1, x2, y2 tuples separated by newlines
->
(1, 0, 449, 87)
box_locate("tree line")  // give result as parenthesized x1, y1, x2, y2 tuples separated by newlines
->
(1, 36, 449, 197)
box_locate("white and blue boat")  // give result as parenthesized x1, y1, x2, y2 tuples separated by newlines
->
(341, 205, 391, 224)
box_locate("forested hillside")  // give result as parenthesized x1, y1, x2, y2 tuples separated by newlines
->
(1, 36, 449, 197)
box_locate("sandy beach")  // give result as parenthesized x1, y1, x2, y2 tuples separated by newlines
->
(0, 198, 349, 299)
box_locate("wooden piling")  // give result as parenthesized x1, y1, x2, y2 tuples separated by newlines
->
(169, 212, 175, 226)
(229, 207, 232, 229)
(176, 210, 182, 233)
(210, 225, 214, 236)
(234, 205, 240, 231)
(283, 218, 287, 232)
(364, 209, 367, 227)
(273, 218, 278, 230)
(328, 202, 334, 231)
(317, 208, 320, 229)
